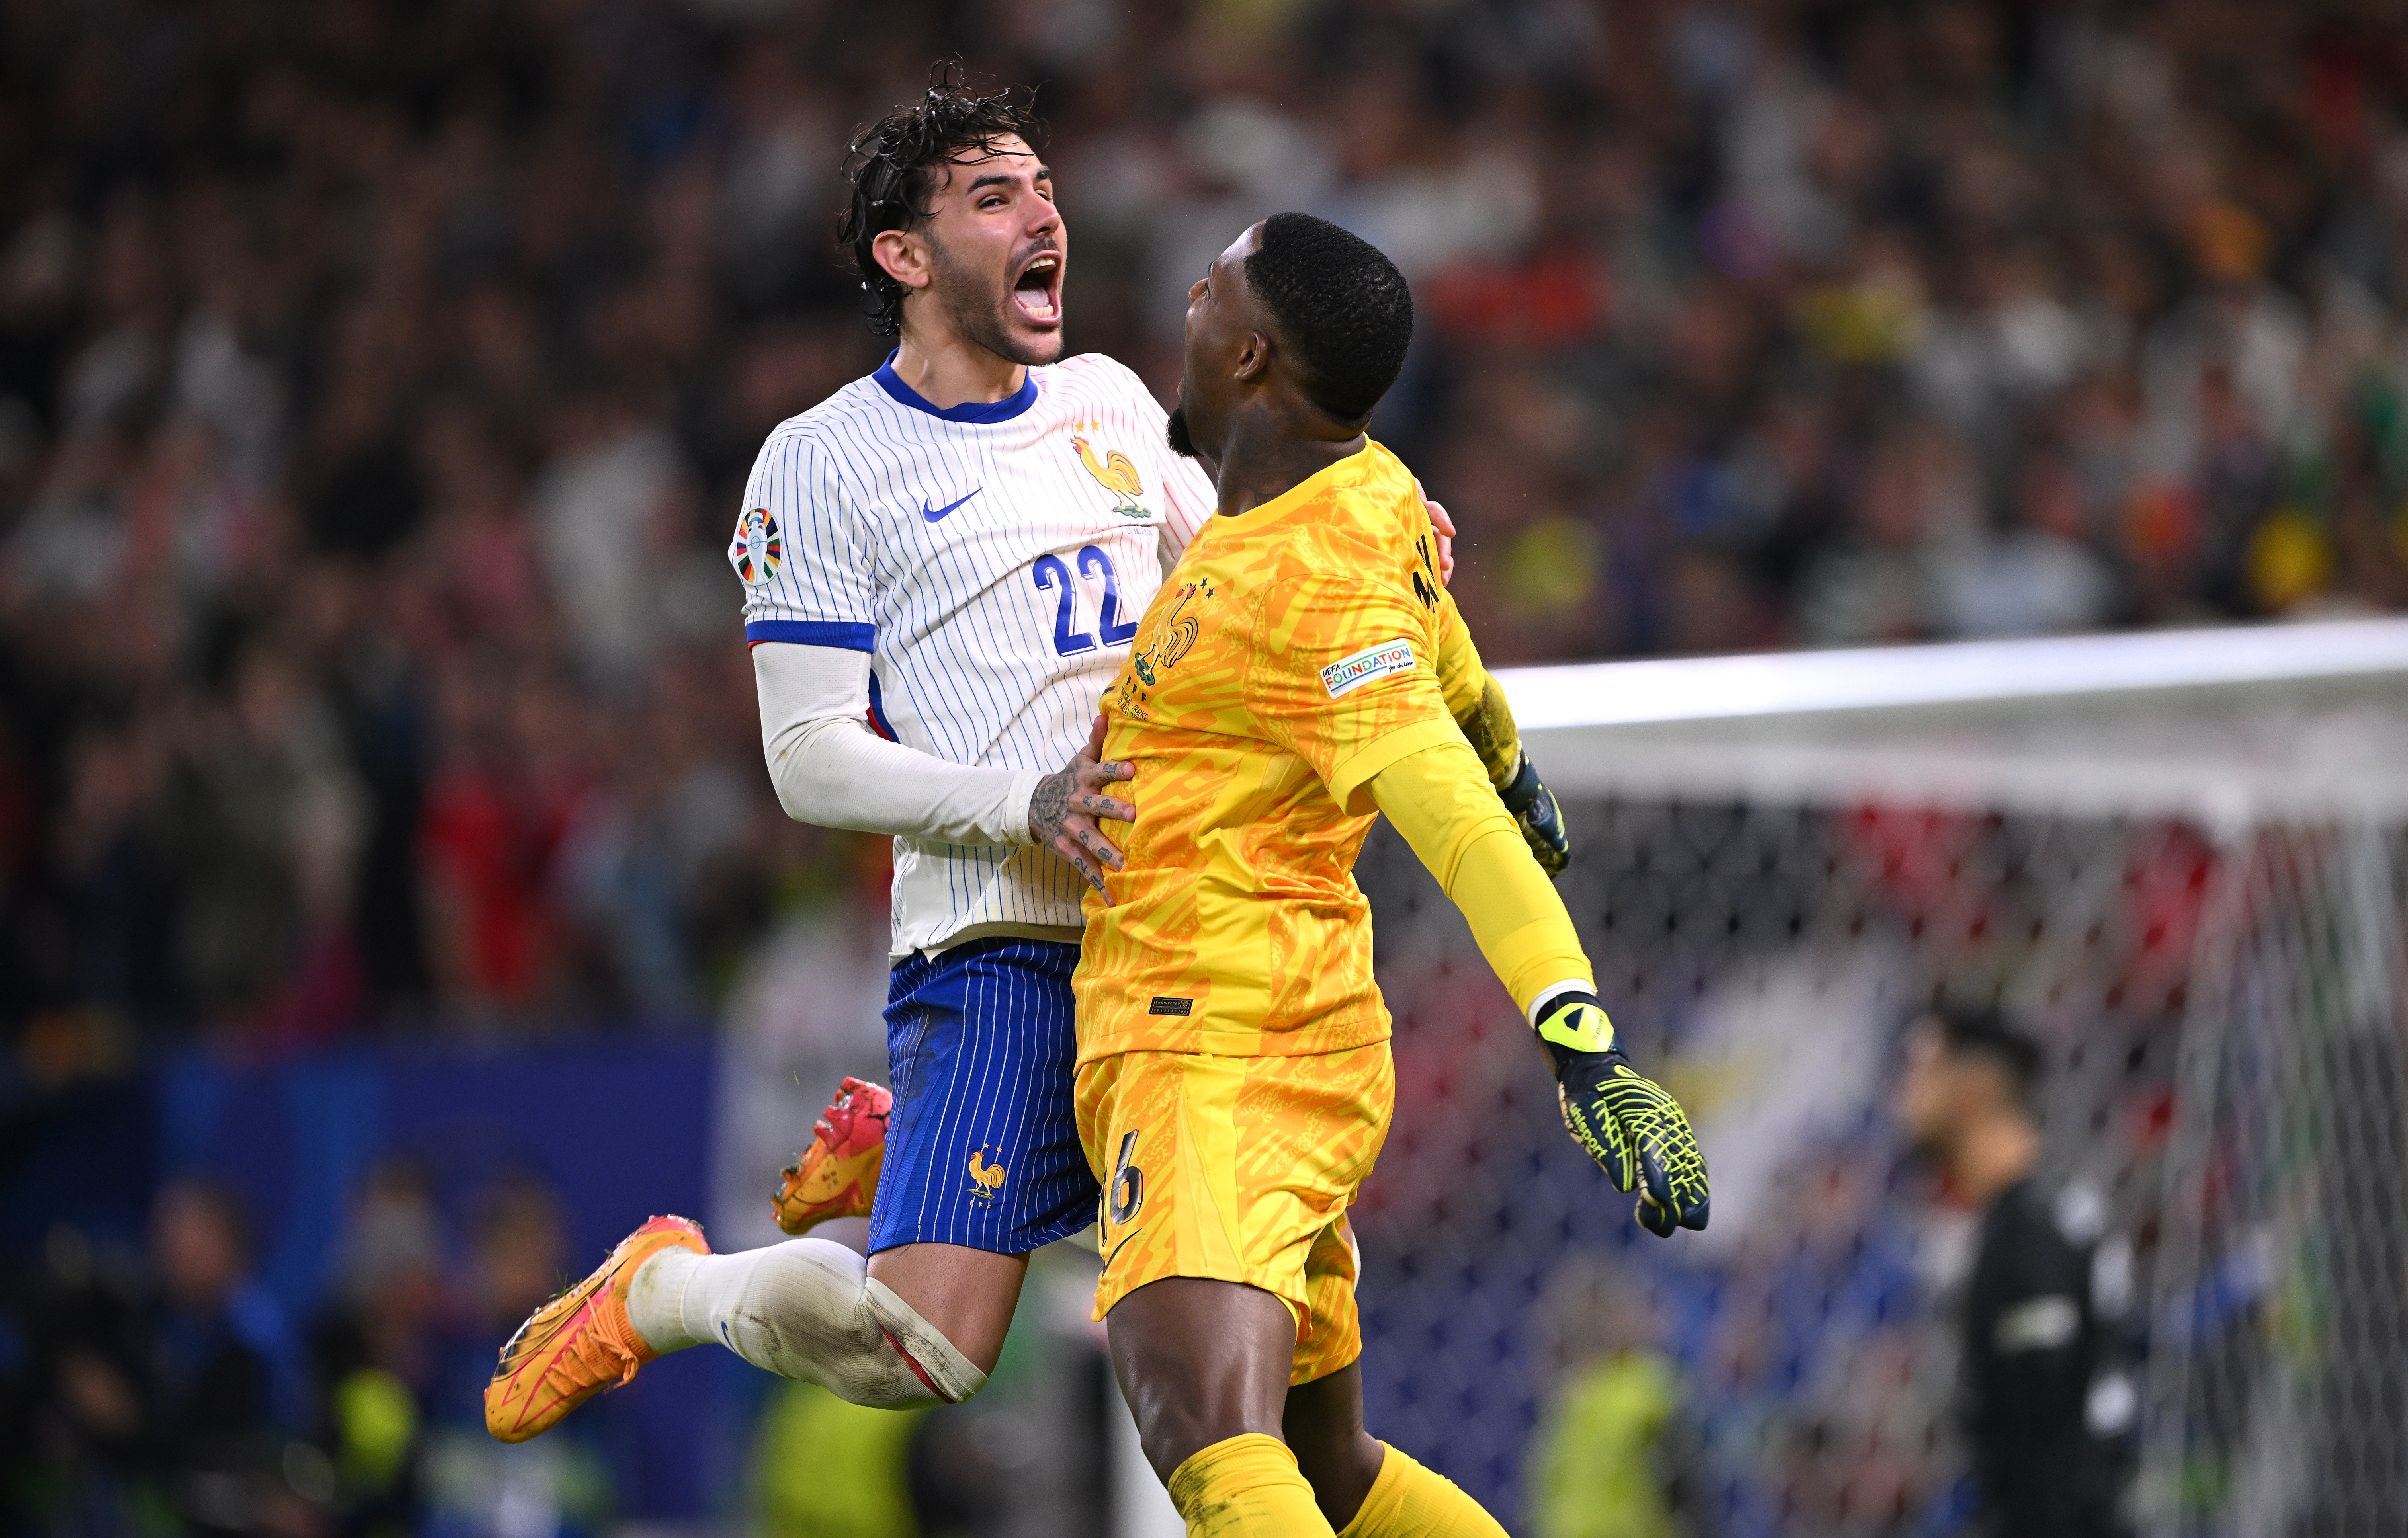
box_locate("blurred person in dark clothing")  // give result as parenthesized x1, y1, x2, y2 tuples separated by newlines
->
(1895, 1007, 2132, 1538)
(159, 641, 367, 1042)
(14, 1224, 163, 1537)
(430, 1176, 572, 1440)
(22, 1181, 315, 1537)
(147, 1179, 317, 1535)
(149, 1178, 304, 1435)
(309, 1162, 448, 1538)
(420, 1176, 611, 1538)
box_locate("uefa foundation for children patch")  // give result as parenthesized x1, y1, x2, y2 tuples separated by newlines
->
(729, 507, 782, 585)
(1320, 638, 1416, 698)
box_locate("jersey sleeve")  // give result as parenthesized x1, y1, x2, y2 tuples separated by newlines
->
(731, 427, 878, 650)
(1431, 590, 1485, 722)
(1246, 572, 1461, 812)
(1431, 593, 1524, 788)
(1370, 737, 1592, 1015)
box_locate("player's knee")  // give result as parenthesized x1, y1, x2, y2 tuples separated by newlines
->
(772, 1312, 985, 1410)
(822, 1361, 965, 1411)
(1290, 1428, 1384, 1513)
(1139, 1417, 1218, 1489)
(1134, 1396, 1265, 1487)
(864, 1278, 993, 1406)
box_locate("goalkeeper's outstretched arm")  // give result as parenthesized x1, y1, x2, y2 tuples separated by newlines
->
(1431, 615, 1569, 876)
(1367, 739, 1710, 1236)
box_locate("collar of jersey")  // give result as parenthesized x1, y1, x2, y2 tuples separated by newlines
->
(872, 353, 1040, 422)
(1215, 441, 1382, 529)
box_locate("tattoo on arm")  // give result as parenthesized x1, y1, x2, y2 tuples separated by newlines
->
(1028, 751, 1132, 898)
(1031, 768, 1073, 841)
(1454, 676, 1522, 789)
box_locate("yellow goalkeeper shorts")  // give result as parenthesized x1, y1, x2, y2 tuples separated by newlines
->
(1076, 1040, 1392, 1386)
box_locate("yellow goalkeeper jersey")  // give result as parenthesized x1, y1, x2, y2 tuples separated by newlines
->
(1075, 441, 1488, 1062)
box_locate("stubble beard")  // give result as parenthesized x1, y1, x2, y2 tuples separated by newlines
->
(929, 232, 1063, 369)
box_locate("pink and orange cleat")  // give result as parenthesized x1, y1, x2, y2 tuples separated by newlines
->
(483, 1214, 709, 1444)
(772, 1076, 891, 1234)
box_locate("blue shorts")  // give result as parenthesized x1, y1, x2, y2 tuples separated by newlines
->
(867, 937, 1099, 1256)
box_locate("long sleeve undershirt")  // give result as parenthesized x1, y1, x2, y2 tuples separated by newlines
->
(1368, 735, 1595, 1024)
(752, 641, 1045, 847)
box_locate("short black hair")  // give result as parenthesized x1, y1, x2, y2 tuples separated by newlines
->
(1244, 212, 1413, 422)
(1931, 1004, 2043, 1099)
(840, 62, 1047, 338)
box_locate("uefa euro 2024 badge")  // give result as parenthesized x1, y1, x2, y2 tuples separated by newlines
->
(729, 507, 782, 586)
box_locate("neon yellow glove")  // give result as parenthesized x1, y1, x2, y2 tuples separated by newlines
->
(1534, 990, 1710, 1238)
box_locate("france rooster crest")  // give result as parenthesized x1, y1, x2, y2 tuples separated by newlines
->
(966, 1145, 1008, 1202)
(1070, 424, 1150, 519)
(729, 507, 782, 586)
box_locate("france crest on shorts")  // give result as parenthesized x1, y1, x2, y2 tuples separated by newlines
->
(871, 938, 1098, 1255)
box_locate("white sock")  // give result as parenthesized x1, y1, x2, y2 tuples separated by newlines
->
(624, 1240, 987, 1407)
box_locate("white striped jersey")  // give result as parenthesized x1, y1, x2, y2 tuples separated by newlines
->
(733, 351, 1216, 958)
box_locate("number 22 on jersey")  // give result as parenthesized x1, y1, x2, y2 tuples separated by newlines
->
(1032, 545, 1141, 656)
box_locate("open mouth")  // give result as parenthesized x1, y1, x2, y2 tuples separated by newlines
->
(1012, 251, 1062, 324)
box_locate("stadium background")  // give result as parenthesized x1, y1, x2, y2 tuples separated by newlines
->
(5, 1, 2408, 1535)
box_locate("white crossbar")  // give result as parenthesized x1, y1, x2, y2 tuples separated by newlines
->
(1495, 617, 2408, 730)
(1498, 618, 2408, 823)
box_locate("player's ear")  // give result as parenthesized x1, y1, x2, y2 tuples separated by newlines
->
(872, 228, 933, 294)
(1233, 329, 1269, 383)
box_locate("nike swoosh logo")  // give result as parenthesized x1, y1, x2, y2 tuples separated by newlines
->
(922, 488, 982, 523)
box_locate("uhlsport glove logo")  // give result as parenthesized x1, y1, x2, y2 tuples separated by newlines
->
(1536, 991, 1710, 1239)
(1535, 992, 1614, 1054)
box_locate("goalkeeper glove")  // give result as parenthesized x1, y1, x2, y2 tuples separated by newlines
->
(1533, 990, 1710, 1238)
(1500, 753, 1569, 878)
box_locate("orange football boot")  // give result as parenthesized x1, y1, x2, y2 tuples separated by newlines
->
(484, 1214, 708, 1444)
(772, 1076, 891, 1234)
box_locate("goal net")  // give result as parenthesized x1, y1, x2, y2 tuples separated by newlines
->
(1351, 618, 2408, 1538)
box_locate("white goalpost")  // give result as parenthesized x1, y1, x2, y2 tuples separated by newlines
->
(1347, 618, 2408, 1534)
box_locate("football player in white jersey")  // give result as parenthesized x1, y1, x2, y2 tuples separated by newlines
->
(484, 69, 1461, 1443)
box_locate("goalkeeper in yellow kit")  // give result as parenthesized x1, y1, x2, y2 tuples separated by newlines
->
(1073, 211, 1710, 1538)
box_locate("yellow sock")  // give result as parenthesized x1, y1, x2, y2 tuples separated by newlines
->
(1337, 1442, 1509, 1538)
(1167, 1432, 1336, 1537)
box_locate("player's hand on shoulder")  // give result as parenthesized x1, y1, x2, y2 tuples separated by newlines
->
(1032, 714, 1135, 902)
(1533, 990, 1709, 1238)
(1501, 752, 1570, 878)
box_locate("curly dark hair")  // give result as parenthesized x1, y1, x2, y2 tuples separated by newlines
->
(1244, 212, 1414, 422)
(840, 62, 1048, 338)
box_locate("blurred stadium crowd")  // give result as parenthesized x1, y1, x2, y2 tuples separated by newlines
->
(9, 1168, 627, 1538)
(7, 0, 2408, 1041)
(3, 0, 2408, 1534)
